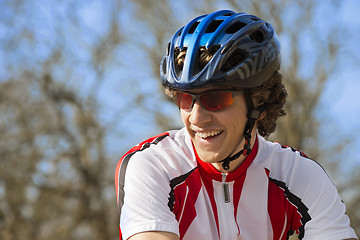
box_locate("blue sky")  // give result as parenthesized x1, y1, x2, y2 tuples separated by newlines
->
(319, 0, 360, 170)
(326, 0, 360, 123)
(118, 0, 360, 153)
(1, 0, 359, 165)
(78, 0, 360, 164)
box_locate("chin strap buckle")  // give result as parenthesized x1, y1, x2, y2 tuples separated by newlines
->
(242, 130, 253, 156)
(242, 139, 252, 156)
(221, 161, 231, 171)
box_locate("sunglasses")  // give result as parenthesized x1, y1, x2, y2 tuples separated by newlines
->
(174, 90, 243, 112)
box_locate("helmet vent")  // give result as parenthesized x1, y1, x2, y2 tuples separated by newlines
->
(221, 49, 248, 72)
(188, 21, 200, 34)
(178, 29, 183, 36)
(166, 42, 171, 56)
(174, 47, 187, 77)
(162, 57, 167, 75)
(223, 12, 234, 16)
(225, 21, 247, 34)
(199, 45, 220, 70)
(205, 20, 224, 33)
(250, 30, 265, 43)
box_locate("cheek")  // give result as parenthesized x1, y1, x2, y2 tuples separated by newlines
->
(232, 96, 248, 121)
(222, 112, 245, 132)
(180, 110, 189, 126)
(221, 99, 248, 130)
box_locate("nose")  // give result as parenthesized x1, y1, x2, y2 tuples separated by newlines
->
(188, 101, 212, 126)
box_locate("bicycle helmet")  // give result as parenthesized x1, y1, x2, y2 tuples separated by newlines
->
(160, 10, 281, 170)
(160, 9, 281, 91)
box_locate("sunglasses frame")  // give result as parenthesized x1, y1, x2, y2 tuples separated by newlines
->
(173, 89, 244, 112)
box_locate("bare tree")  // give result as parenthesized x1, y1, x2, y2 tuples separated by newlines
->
(129, 0, 360, 237)
(0, 0, 358, 239)
(0, 1, 122, 239)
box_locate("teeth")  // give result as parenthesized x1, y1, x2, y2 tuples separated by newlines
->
(197, 130, 222, 139)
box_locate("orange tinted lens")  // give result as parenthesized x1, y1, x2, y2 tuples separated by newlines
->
(175, 92, 194, 110)
(200, 92, 233, 111)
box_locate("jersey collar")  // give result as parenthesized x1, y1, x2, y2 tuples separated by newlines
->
(195, 135, 259, 182)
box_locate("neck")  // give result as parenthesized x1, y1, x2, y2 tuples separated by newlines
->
(211, 129, 257, 173)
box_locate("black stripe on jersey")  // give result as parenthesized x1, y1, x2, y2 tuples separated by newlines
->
(168, 167, 198, 211)
(269, 177, 311, 239)
(280, 145, 336, 186)
(280, 145, 309, 159)
(117, 133, 169, 216)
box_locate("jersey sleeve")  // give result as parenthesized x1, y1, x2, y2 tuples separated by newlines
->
(293, 158, 358, 240)
(118, 151, 180, 240)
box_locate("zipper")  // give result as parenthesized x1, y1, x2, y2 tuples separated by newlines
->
(222, 173, 230, 203)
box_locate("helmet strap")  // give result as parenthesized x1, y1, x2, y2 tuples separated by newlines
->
(219, 90, 268, 170)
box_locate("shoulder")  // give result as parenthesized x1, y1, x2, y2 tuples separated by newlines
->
(117, 128, 190, 164)
(115, 128, 196, 196)
(116, 130, 190, 240)
(120, 128, 195, 169)
(255, 136, 337, 205)
(256, 136, 325, 180)
(256, 137, 358, 239)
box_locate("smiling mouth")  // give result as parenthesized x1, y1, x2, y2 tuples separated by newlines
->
(196, 130, 223, 139)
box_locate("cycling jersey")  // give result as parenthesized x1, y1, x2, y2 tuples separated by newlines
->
(115, 128, 357, 240)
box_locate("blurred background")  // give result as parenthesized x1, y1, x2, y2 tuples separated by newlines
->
(0, 0, 359, 239)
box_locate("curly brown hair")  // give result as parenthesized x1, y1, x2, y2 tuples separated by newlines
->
(172, 47, 287, 138)
(248, 71, 287, 138)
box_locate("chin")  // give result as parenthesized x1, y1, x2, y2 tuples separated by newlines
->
(197, 151, 222, 163)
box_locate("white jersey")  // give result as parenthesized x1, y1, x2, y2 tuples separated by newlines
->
(115, 128, 357, 240)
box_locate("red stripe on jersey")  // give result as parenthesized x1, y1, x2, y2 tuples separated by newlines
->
(231, 138, 259, 235)
(200, 172, 221, 239)
(194, 135, 260, 238)
(194, 150, 221, 238)
(232, 172, 246, 234)
(171, 168, 202, 239)
(268, 179, 289, 240)
(268, 176, 309, 239)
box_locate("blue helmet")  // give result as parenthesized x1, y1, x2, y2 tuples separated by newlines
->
(160, 10, 281, 91)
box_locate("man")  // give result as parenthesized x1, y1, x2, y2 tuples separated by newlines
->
(115, 10, 358, 240)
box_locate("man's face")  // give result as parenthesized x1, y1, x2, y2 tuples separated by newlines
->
(180, 89, 248, 164)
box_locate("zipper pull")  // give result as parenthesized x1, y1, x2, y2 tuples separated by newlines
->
(222, 173, 230, 203)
